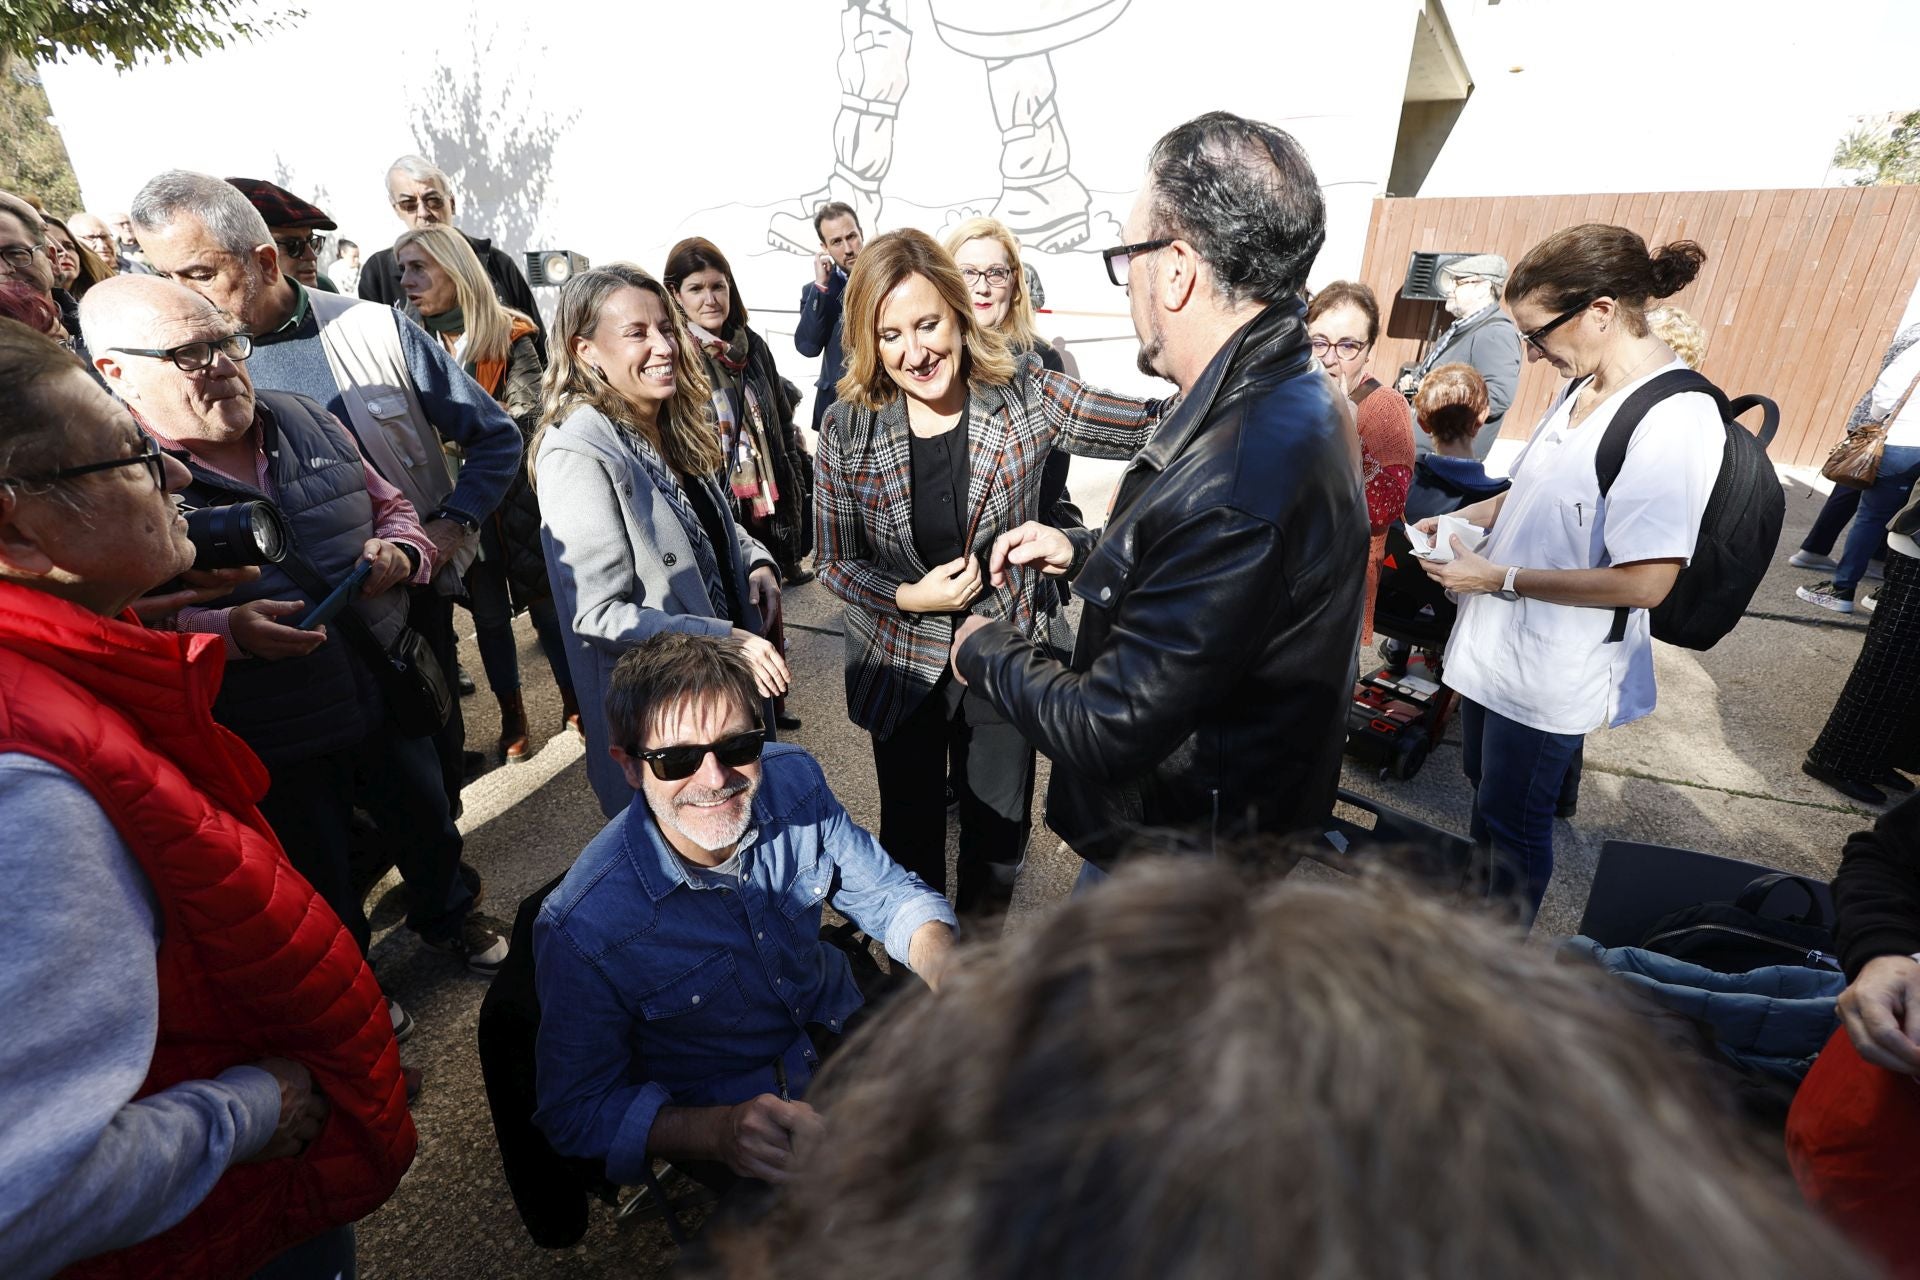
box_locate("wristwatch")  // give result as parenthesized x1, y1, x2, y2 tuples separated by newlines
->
(428, 506, 479, 533)
(1498, 565, 1521, 601)
(394, 540, 423, 577)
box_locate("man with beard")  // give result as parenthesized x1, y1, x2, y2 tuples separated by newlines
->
(949, 112, 1367, 884)
(1395, 253, 1521, 459)
(793, 201, 865, 437)
(533, 633, 954, 1187)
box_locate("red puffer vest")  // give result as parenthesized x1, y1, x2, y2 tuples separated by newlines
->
(0, 583, 415, 1278)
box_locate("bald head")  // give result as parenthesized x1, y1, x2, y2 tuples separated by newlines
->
(80, 273, 228, 357)
(80, 274, 255, 447)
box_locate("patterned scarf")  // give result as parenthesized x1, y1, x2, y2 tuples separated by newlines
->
(614, 420, 734, 621)
(690, 321, 780, 518)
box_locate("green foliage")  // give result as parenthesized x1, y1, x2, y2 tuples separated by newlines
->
(0, 59, 79, 212)
(1833, 110, 1920, 187)
(0, 0, 303, 72)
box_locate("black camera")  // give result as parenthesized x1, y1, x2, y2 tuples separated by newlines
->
(184, 500, 290, 570)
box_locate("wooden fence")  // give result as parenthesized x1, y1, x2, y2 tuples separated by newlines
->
(1353, 187, 1920, 468)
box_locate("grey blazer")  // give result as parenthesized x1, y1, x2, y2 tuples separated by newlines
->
(1414, 305, 1522, 460)
(536, 403, 774, 816)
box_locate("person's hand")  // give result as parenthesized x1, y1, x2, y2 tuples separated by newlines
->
(729, 628, 791, 697)
(360, 538, 412, 596)
(896, 554, 983, 614)
(987, 521, 1074, 587)
(747, 566, 783, 633)
(721, 1094, 824, 1183)
(950, 614, 992, 686)
(231, 599, 328, 659)
(128, 566, 264, 624)
(1838, 955, 1920, 1075)
(1417, 537, 1505, 595)
(422, 517, 468, 568)
(241, 1057, 330, 1163)
(813, 254, 836, 290)
(1411, 516, 1441, 540)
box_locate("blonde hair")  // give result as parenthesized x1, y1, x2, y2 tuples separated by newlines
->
(393, 224, 529, 371)
(835, 228, 1015, 413)
(940, 216, 1038, 351)
(532, 264, 719, 484)
(1646, 305, 1708, 370)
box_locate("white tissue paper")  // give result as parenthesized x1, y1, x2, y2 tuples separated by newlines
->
(1404, 515, 1487, 563)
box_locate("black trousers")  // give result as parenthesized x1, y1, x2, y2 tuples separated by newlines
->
(1808, 549, 1920, 781)
(409, 587, 468, 819)
(258, 729, 474, 956)
(871, 676, 1031, 918)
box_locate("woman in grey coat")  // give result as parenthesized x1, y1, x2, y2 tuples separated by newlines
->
(534, 264, 788, 816)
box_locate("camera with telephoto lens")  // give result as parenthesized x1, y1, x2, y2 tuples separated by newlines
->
(183, 500, 290, 570)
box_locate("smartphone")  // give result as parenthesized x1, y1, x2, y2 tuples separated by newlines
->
(296, 559, 373, 631)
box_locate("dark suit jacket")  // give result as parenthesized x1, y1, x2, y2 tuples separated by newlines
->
(360, 229, 547, 361)
(1414, 304, 1521, 460)
(795, 270, 848, 433)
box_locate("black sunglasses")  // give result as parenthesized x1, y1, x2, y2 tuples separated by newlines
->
(1521, 299, 1596, 354)
(275, 234, 323, 260)
(110, 332, 253, 372)
(628, 727, 767, 781)
(1, 430, 166, 491)
(1101, 238, 1174, 287)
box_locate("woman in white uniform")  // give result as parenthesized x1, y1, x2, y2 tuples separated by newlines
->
(1418, 223, 1723, 924)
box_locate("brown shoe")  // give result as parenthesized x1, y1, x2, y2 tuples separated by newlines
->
(560, 682, 583, 737)
(498, 690, 529, 762)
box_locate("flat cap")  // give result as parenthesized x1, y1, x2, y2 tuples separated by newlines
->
(226, 177, 337, 231)
(1443, 253, 1508, 283)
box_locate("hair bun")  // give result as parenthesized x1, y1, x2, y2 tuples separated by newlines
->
(1648, 241, 1706, 298)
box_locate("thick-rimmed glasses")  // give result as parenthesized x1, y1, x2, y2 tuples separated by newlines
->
(0, 243, 49, 274)
(960, 265, 1013, 288)
(1, 430, 166, 492)
(274, 234, 323, 260)
(1102, 238, 1174, 287)
(110, 333, 254, 372)
(626, 727, 768, 781)
(1521, 299, 1596, 354)
(1310, 337, 1368, 362)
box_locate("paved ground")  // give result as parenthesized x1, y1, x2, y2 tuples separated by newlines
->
(355, 466, 1876, 1278)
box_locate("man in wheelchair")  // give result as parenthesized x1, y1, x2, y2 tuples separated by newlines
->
(530, 634, 957, 1188)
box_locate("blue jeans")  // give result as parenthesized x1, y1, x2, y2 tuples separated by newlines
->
(1836, 445, 1920, 594)
(1458, 698, 1585, 925)
(247, 1225, 355, 1279)
(464, 529, 570, 698)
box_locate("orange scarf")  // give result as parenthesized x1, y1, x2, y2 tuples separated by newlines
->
(472, 315, 540, 400)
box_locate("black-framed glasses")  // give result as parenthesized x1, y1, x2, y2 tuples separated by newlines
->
(960, 265, 1013, 288)
(110, 333, 253, 372)
(627, 727, 768, 781)
(393, 193, 448, 214)
(1310, 337, 1368, 361)
(1, 430, 166, 492)
(1101, 238, 1175, 287)
(1521, 299, 1596, 354)
(274, 234, 323, 260)
(0, 243, 48, 273)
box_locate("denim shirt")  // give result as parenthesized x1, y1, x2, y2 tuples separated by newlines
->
(531, 743, 955, 1184)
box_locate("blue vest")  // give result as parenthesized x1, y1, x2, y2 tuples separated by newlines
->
(169, 390, 407, 767)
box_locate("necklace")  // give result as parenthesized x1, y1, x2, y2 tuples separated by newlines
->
(1569, 345, 1667, 429)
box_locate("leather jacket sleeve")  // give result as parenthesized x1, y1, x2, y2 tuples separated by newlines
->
(959, 503, 1288, 784)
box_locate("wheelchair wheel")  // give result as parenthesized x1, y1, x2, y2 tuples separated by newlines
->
(1391, 731, 1431, 781)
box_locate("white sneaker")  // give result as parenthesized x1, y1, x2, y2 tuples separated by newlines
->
(1790, 550, 1839, 571)
(1860, 589, 1879, 614)
(389, 998, 416, 1044)
(1797, 581, 1855, 614)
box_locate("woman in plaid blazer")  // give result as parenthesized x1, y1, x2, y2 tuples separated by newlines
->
(814, 229, 1162, 922)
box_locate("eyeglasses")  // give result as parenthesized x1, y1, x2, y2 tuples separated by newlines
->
(960, 265, 1013, 288)
(0, 243, 49, 273)
(1310, 337, 1368, 361)
(1101, 238, 1175, 287)
(393, 193, 448, 214)
(1, 431, 166, 492)
(110, 333, 254, 372)
(274, 234, 323, 260)
(1520, 299, 1596, 355)
(627, 727, 767, 781)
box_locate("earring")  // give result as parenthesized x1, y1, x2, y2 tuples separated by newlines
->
(592, 364, 607, 380)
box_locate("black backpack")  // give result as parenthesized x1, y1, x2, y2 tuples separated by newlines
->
(1590, 368, 1784, 650)
(1637, 872, 1838, 973)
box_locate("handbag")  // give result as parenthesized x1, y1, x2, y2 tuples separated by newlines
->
(1822, 366, 1920, 490)
(280, 545, 452, 739)
(1636, 872, 1837, 973)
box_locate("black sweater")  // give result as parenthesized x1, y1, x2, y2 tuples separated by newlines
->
(1834, 790, 1920, 979)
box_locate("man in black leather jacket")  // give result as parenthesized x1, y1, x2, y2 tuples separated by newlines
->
(951, 112, 1367, 875)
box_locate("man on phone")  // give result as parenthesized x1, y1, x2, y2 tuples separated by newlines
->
(793, 201, 865, 437)
(80, 275, 509, 1013)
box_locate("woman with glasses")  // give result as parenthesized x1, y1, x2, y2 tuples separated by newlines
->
(397, 224, 574, 763)
(44, 215, 110, 299)
(815, 229, 1161, 923)
(1306, 281, 1412, 642)
(534, 264, 788, 818)
(1416, 223, 1718, 926)
(1396, 254, 1522, 460)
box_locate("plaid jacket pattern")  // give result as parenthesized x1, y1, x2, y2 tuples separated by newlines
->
(815, 356, 1161, 737)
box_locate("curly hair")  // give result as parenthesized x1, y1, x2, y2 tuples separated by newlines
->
(707, 857, 1874, 1280)
(1646, 305, 1708, 370)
